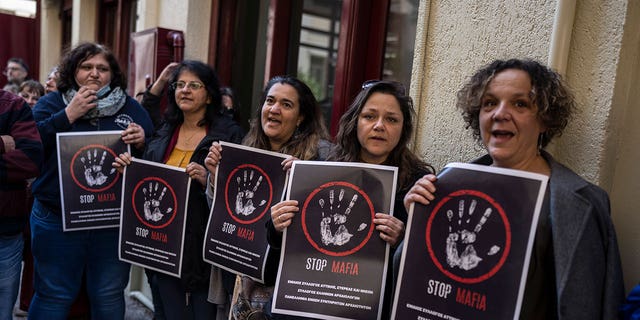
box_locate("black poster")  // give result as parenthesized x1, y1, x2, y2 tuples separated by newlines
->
(57, 131, 129, 231)
(392, 163, 548, 320)
(119, 158, 191, 277)
(203, 142, 289, 282)
(273, 161, 398, 320)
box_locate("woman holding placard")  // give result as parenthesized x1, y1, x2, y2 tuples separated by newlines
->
(269, 80, 435, 318)
(29, 42, 153, 319)
(114, 60, 244, 319)
(204, 75, 330, 320)
(403, 59, 624, 319)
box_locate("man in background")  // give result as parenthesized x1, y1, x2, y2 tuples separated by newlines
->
(0, 88, 42, 319)
(3, 58, 30, 94)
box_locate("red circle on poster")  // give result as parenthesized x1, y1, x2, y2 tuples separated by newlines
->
(70, 144, 120, 192)
(224, 164, 273, 225)
(425, 189, 511, 284)
(132, 177, 179, 229)
(301, 181, 375, 257)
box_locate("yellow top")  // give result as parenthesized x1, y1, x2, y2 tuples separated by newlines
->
(165, 147, 194, 168)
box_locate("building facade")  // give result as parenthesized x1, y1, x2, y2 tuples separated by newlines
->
(30, 0, 640, 296)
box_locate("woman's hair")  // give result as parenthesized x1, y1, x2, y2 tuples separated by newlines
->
(19, 80, 45, 97)
(164, 60, 223, 127)
(220, 87, 236, 108)
(456, 58, 575, 148)
(330, 81, 434, 190)
(243, 75, 329, 160)
(48, 66, 59, 77)
(57, 42, 126, 93)
(220, 86, 242, 123)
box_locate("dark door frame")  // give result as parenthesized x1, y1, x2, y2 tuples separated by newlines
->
(210, 0, 391, 136)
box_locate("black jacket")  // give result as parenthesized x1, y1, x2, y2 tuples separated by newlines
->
(144, 116, 244, 291)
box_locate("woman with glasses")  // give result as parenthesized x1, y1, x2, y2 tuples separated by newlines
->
(3, 58, 29, 93)
(29, 42, 153, 319)
(269, 80, 435, 318)
(114, 60, 244, 319)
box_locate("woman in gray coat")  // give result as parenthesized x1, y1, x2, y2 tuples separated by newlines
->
(404, 58, 624, 319)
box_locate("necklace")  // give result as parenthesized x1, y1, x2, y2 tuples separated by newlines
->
(179, 125, 204, 149)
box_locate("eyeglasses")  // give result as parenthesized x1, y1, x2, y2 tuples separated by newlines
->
(172, 81, 205, 91)
(361, 79, 407, 95)
(3, 67, 24, 76)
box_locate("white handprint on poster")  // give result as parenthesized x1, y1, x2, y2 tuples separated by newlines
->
(224, 164, 272, 224)
(392, 163, 548, 320)
(427, 190, 510, 284)
(119, 158, 190, 277)
(302, 182, 374, 257)
(73, 146, 118, 189)
(57, 132, 129, 231)
(134, 178, 177, 228)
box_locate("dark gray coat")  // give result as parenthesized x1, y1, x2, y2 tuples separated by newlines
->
(475, 151, 624, 319)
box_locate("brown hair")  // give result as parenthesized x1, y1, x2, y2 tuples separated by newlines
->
(57, 42, 126, 93)
(456, 58, 575, 148)
(329, 81, 434, 191)
(243, 75, 329, 160)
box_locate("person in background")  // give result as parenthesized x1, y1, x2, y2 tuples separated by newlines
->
(220, 86, 242, 123)
(269, 80, 434, 318)
(11, 79, 44, 317)
(18, 80, 45, 108)
(403, 58, 624, 319)
(44, 67, 59, 94)
(3, 58, 29, 93)
(0, 89, 42, 320)
(114, 60, 244, 320)
(204, 75, 331, 320)
(29, 42, 153, 320)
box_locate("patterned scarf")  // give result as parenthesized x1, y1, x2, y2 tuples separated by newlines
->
(62, 86, 127, 119)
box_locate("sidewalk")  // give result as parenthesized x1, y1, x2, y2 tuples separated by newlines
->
(13, 294, 154, 320)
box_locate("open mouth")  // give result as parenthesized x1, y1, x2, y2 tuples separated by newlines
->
(491, 130, 514, 138)
(266, 116, 281, 124)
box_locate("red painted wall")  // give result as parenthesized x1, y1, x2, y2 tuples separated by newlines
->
(0, 12, 39, 88)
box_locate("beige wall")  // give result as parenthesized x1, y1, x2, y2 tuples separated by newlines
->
(412, 0, 640, 292)
(137, 0, 211, 61)
(71, 0, 97, 44)
(39, 0, 62, 83)
(135, 0, 160, 30)
(608, 1, 640, 295)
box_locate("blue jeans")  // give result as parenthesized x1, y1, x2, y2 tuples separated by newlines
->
(28, 200, 130, 320)
(0, 233, 23, 320)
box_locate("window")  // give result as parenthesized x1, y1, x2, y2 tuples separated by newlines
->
(382, 0, 420, 86)
(295, 0, 342, 130)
